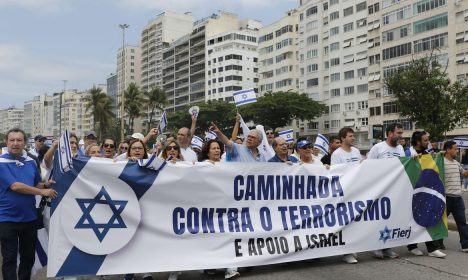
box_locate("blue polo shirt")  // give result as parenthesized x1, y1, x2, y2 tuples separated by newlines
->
(0, 153, 41, 222)
(268, 154, 299, 163)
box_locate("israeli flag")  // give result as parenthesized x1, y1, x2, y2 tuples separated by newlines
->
(256, 125, 275, 160)
(278, 129, 294, 143)
(158, 111, 168, 135)
(233, 88, 257, 107)
(454, 137, 468, 149)
(205, 131, 217, 140)
(314, 134, 329, 155)
(191, 136, 204, 150)
(138, 154, 167, 171)
(58, 129, 73, 173)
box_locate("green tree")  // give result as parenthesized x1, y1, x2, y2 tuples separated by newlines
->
(123, 83, 144, 134)
(240, 91, 326, 131)
(143, 86, 168, 131)
(83, 86, 115, 140)
(385, 56, 468, 141)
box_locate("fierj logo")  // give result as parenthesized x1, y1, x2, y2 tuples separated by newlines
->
(379, 226, 412, 244)
(61, 174, 141, 255)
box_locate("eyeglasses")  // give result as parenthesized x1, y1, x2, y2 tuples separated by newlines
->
(166, 145, 179, 151)
(103, 144, 115, 148)
(120, 146, 129, 150)
(130, 146, 144, 151)
(300, 145, 313, 150)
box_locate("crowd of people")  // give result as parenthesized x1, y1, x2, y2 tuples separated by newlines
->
(1, 113, 467, 280)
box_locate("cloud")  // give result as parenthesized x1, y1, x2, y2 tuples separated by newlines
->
(0, 44, 114, 108)
(0, 0, 68, 13)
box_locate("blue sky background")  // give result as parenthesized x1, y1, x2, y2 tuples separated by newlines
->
(0, 0, 297, 108)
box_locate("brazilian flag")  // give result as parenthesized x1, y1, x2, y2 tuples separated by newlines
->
(400, 153, 448, 240)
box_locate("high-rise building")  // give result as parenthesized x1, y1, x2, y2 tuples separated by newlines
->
(367, 0, 468, 139)
(23, 94, 54, 137)
(258, 9, 300, 95)
(162, 11, 261, 111)
(116, 45, 142, 118)
(140, 11, 195, 92)
(298, 0, 371, 149)
(0, 107, 24, 134)
(106, 73, 118, 116)
(52, 90, 93, 138)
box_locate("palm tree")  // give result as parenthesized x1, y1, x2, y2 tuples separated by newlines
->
(143, 86, 168, 131)
(123, 83, 144, 134)
(84, 86, 115, 140)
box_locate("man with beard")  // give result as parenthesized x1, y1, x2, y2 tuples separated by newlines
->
(367, 123, 404, 259)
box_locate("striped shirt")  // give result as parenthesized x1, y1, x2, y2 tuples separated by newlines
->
(444, 157, 464, 197)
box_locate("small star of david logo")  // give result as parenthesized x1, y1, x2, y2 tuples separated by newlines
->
(242, 94, 248, 99)
(379, 226, 392, 243)
(75, 186, 128, 242)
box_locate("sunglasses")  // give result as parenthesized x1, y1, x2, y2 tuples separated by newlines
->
(103, 144, 115, 148)
(300, 145, 313, 150)
(166, 145, 179, 151)
(120, 146, 129, 150)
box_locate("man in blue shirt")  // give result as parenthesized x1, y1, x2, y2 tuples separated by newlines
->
(268, 137, 298, 163)
(0, 128, 57, 280)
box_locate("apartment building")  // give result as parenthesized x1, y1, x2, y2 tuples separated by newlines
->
(0, 107, 24, 134)
(298, 0, 371, 149)
(116, 45, 141, 118)
(367, 0, 468, 139)
(23, 94, 54, 137)
(51, 91, 93, 138)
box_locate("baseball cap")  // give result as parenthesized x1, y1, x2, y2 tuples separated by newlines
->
(34, 135, 46, 141)
(85, 131, 97, 139)
(296, 139, 312, 149)
(131, 132, 145, 141)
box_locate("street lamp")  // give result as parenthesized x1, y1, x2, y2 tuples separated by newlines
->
(119, 23, 129, 142)
(59, 79, 67, 135)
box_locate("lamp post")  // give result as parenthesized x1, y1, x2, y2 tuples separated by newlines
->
(119, 23, 129, 142)
(59, 79, 67, 135)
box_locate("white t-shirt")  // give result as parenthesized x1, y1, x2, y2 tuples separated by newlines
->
(180, 146, 198, 162)
(331, 147, 362, 165)
(367, 142, 405, 159)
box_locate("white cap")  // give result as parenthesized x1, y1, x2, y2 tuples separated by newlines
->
(131, 133, 145, 141)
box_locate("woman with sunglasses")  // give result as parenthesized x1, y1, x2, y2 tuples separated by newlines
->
(126, 139, 148, 161)
(102, 137, 116, 159)
(161, 140, 183, 164)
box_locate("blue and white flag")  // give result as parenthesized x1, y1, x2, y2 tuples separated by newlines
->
(158, 111, 168, 135)
(454, 137, 468, 149)
(191, 136, 204, 150)
(205, 131, 217, 140)
(256, 125, 275, 160)
(58, 129, 73, 173)
(233, 88, 257, 107)
(138, 154, 167, 171)
(314, 134, 329, 155)
(278, 129, 294, 143)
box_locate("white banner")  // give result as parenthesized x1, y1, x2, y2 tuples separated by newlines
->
(48, 157, 447, 277)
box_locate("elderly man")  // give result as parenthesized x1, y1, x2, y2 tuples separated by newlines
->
(210, 122, 266, 162)
(0, 128, 57, 280)
(269, 137, 298, 163)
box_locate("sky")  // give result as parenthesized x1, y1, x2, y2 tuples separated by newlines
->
(0, 0, 298, 109)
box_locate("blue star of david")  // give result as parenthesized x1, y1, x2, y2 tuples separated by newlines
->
(242, 94, 247, 99)
(379, 226, 392, 244)
(75, 186, 128, 242)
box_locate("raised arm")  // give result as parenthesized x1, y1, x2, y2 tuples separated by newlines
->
(209, 122, 232, 149)
(144, 127, 159, 144)
(190, 114, 197, 141)
(43, 140, 58, 169)
(231, 112, 241, 141)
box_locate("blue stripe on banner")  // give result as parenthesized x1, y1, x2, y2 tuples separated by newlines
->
(56, 247, 106, 277)
(64, 130, 72, 166)
(236, 98, 257, 106)
(279, 130, 293, 135)
(36, 238, 48, 266)
(51, 154, 90, 217)
(233, 89, 254, 96)
(317, 134, 329, 145)
(314, 143, 328, 155)
(144, 155, 156, 168)
(118, 160, 160, 200)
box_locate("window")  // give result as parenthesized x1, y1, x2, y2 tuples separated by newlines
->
(330, 42, 340, 51)
(331, 88, 341, 97)
(382, 43, 412, 60)
(275, 25, 293, 37)
(357, 100, 368, 109)
(413, 32, 448, 53)
(331, 104, 340, 112)
(259, 33, 274, 43)
(323, 2, 329, 10)
(306, 6, 318, 17)
(308, 122, 319, 130)
(330, 57, 340, 66)
(324, 121, 330, 129)
(382, 24, 411, 42)
(306, 20, 319, 31)
(413, 13, 448, 34)
(369, 106, 381, 116)
(324, 46, 329, 55)
(345, 102, 354, 111)
(382, 5, 411, 25)
(330, 26, 339, 36)
(307, 49, 318, 59)
(344, 6, 353, 17)
(307, 35, 319, 45)
(344, 54, 354, 64)
(344, 70, 354, 80)
(324, 61, 330, 69)
(356, 2, 367, 12)
(259, 45, 274, 54)
(331, 120, 341, 128)
(359, 118, 368, 126)
(307, 64, 318, 72)
(330, 11, 340, 21)
(307, 78, 319, 87)
(356, 18, 367, 28)
(330, 73, 340, 82)
(383, 102, 398, 114)
(368, 3, 379, 15)
(330, 0, 339, 6)
(343, 22, 353, 33)
(383, 62, 410, 78)
(344, 86, 355, 95)
(414, 0, 446, 15)
(357, 84, 368, 93)
(383, 119, 413, 130)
